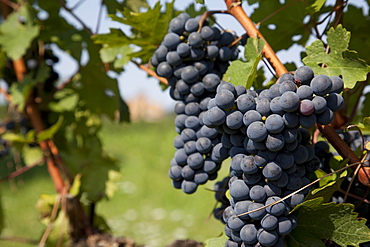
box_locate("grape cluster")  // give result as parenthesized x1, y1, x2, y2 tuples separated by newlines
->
(152, 13, 246, 194)
(199, 66, 340, 246)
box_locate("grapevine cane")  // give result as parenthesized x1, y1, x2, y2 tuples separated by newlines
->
(224, 0, 370, 186)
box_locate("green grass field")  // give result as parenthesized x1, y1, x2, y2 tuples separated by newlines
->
(0, 114, 229, 246)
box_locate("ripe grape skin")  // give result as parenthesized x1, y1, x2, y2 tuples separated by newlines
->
(166, 51, 182, 66)
(249, 185, 267, 202)
(247, 121, 268, 142)
(326, 93, 344, 111)
(270, 97, 284, 115)
(181, 65, 199, 83)
(316, 108, 334, 125)
(181, 180, 198, 194)
(275, 151, 294, 169)
(200, 25, 215, 41)
(243, 110, 262, 127)
(310, 74, 332, 96)
(261, 214, 279, 230)
(177, 43, 190, 57)
(294, 65, 314, 85)
(263, 161, 282, 180)
(278, 72, 294, 83)
(240, 224, 258, 244)
(184, 140, 197, 154)
(311, 95, 327, 114)
(299, 114, 317, 128)
(215, 90, 235, 109)
(296, 85, 313, 100)
(226, 111, 244, 129)
(265, 114, 284, 134)
(257, 229, 279, 246)
(230, 180, 250, 201)
(163, 32, 181, 49)
(205, 106, 226, 126)
(279, 91, 300, 112)
(265, 196, 286, 216)
(240, 156, 258, 174)
(188, 32, 203, 47)
(265, 134, 285, 152)
(181, 165, 194, 179)
(169, 17, 185, 34)
(292, 145, 309, 164)
(196, 137, 212, 154)
(330, 76, 344, 93)
(168, 165, 182, 180)
(203, 73, 221, 92)
(282, 112, 299, 128)
(248, 202, 266, 220)
(256, 97, 272, 116)
(279, 80, 296, 94)
(156, 61, 173, 78)
(184, 18, 199, 32)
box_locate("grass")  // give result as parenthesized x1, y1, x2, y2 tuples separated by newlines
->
(0, 114, 229, 246)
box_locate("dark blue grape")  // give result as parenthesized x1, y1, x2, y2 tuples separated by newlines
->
(265, 114, 284, 134)
(173, 135, 184, 148)
(226, 111, 244, 129)
(194, 170, 209, 184)
(265, 134, 285, 152)
(184, 18, 199, 32)
(247, 121, 267, 142)
(257, 229, 278, 246)
(181, 180, 198, 194)
(169, 17, 185, 34)
(230, 180, 250, 201)
(265, 196, 286, 216)
(296, 85, 313, 100)
(292, 145, 309, 164)
(205, 106, 226, 126)
(219, 32, 235, 46)
(196, 137, 212, 154)
(282, 112, 299, 128)
(181, 165, 194, 179)
(241, 156, 258, 174)
(294, 66, 314, 85)
(187, 152, 204, 169)
(280, 91, 300, 112)
(299, 114, 316, 128)
(237, 94, 256, 113)
(256, 97, 271, 116)
(203, 73, 220, 92)
(261, 214, 278, 230)
(219, 47, 233, 61)
(299, 99, 315, 115)
(263, 162, 282, 180)
(310, 74, 332, 96)
(312, 95, 327, 114)
(326, 93, 344, 111)
(168, 165, 182, 180)
(248, 202, 266, 220)
(156, 61, 173, 78)
(243, 110, 262, 127)
(279, 80, 296, 94)
(163, 32, 180, 49)
(216, 90, 235, 109)
(330, 76, 344, 93)
(185, 102, 200, 116)
(176, 43, 190, 57)
(166, 51, 182, 66)
(188, 32, 203, 47)
(249, 185, 267, 202)
(270, 97, 284, 115)
(240, 224, 258, 244)
(184, 140, 197, 154)
(316, 108, 334, 125)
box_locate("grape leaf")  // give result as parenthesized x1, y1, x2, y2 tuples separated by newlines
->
(303, 25, 370, 89)
(306, 166, 347, 202)
(249, 0, 311, 52)
(93, 1, 178, 63)
(195, 0, 205, 4)
(344, 5, 370, 64)
(204, 234, 228, 247)
(72, 62, 120, 119)
(287, 197, 370, 247)
(0, 4, 39, 60)
(223, 37, 264, 88)
(99, 45, 133, 69)
(22, 145, 43, 166)
(305, 0, 326, 14)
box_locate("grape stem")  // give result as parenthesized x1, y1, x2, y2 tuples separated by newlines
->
(224, 0, 288, 77)
(0, 158, 44, 182)
(197, 10, 230, 33)
(236, 160, 367, 218)
(132, 60, 168, 85)
(224, 0, 370, 187)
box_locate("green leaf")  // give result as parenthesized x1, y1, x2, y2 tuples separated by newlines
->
(195, 0, 205, 4)
(69, 174, 82, 197)
(22, 145, 43, 166)
(0, 5, 39, 60)
(48, 89, 79, 112)
(9, 73, 37, 110)
(305, 0, 326, 13)
(72, 62, 120, 119)
(357, 117, 370, 132)
(204, 234, 228, 247)
(287, 197, 370, 247)
(37, 117, 63, 141)
(0, 49, 6, 79)
(99, 45, 133, 68)
(303, 25, 370, 89)
(223, 37, 264, 88)
(93, 1, 179, 63)
(306, 165, 347, 202)
(249, 0, 311, 52)
(2, 132, 34, 144)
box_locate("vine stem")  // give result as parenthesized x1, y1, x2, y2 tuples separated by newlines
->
(224, 0, 288, 77)
(224, 0, 370, 187)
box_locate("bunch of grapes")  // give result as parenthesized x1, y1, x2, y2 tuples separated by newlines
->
(213, 176, 231, 223)
(152, 13, 246, 194)
(199, 66, 344, 246)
